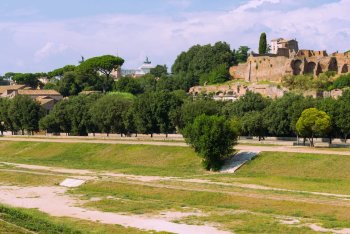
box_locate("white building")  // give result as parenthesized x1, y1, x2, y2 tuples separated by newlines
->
(113, 57, 155, 79)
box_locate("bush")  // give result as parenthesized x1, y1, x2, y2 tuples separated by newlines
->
(333, 74, 350, 89)
(182, 115, 238, 171)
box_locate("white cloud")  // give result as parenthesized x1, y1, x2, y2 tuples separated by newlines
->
(0, 0, 349, 73)
(34, 42, 69, 62)
(234, 0, 280, 13)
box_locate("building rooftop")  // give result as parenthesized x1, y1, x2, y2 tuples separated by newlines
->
(18, 89, 61, 96)
(0, 85, 26, 94)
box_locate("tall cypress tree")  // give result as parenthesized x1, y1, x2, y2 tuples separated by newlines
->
(259, 33, 267, 54)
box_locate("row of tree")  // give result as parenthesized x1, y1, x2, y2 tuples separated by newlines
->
(1, 90, 349, 144)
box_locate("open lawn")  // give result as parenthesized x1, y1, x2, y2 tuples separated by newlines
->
(0, 140, 350, 233)
(0, 141, 203, 177)
(205, 151, 350, 195)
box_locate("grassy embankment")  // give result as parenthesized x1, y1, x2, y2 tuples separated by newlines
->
(1, 141, 350, 232)
(0, 204, 149, 234)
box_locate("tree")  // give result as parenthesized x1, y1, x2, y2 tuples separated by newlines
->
(335, 94, 350, 142)
(199, 64, 230, 85)
(0, 98, 12, 135)
(12, 73, 40, 88)
(133, 93, 159, 137)
(43, 99, 72, 135)
(114, 76, 143, 95)
(57, 72, 80, 96)
(90, 94, 133, 136)
(223, 92, 270, 118)
(263, 93, 304, 136)
(183, 115, 238, 171)
(240, 111, 267, 141)
(48, 65, 76, 78)
(153, 91, 184, 137)
(180, 98, 222, 129)
(317, 97, 340, 143)
(296, 108, 331, 147)
(259, 33, 267, 54)
(8, 95, 44, 135)
(235, 46, 250, 64)
(172, 42, 236, 86)
(79, 55, 124, 92)
(150, 65, 168, 77)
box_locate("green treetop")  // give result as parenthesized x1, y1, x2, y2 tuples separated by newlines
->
(259, 32, 267, 54)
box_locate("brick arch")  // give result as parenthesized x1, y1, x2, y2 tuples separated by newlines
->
(328, 58, 338, 72)
(340, 64, 349, 74)
(305, 62, 316, 75)
(292, 59, 303, 75)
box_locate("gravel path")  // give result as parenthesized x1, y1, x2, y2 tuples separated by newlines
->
(0, 185, 229, 234)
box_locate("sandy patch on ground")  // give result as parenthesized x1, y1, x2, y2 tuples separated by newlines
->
(0, 185, 230, 234)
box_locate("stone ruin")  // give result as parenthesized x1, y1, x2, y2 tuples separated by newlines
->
(189, 38, 349, 100)
(230, 38, 350, 83)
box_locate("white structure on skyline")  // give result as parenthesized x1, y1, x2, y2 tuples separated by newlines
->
(117, 57, 155, 78)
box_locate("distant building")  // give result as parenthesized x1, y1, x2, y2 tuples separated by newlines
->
(0, 85, 63, 111)
(111, 57, 155, 79)
(270, 38, 299, 55)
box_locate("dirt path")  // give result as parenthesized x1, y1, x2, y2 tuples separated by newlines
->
(0, 185, 230, 234)
(1, 137, 349, 155)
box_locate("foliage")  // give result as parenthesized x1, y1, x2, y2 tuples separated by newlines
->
(223, 91, 270, 117)
(259, 32, 267, 54)
(240, 111, 267, 140)
(332, 74, 350, 89)
(335, 92, 350, 141)
(48, 65, 76, 78)
(171, 41, 236, 86)
(180, 98, 222, 129)
(183, 114, 238, 171)
(296, 108, 331, 146)
(283, 72, 335, 91)
(57, 71, 80, 96)
(8, 95, 44, 134)
(262, 93, 315, 136)
(282, 74, 314, 90)
(43, 82, 57, 90)
(150, 64, 168, 77)
(199, 63, 230, 85)
(235, 46, 250, 64)
(114, 76, 143, 95)
(90, 95, 133, 136)
(12, 73, 40, 88)
(79, 55, 124, 92)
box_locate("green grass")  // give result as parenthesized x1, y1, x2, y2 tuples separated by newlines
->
(0, 170, 63, 186)
(71, 180, 350, 231)
(0, 219, 30, 233)
(0, 141, 204, 176)
(0, 204, 151, 234)
(207, 151, 350, 195)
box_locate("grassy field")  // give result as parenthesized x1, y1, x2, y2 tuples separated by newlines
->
(0, 141, 203, 176)
(206, 151, 350, 195)
(1, 141, 350, 233)
(0, 204, 150, 234)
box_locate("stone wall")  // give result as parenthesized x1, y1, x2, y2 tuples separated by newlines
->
(230, 51, 350, 82)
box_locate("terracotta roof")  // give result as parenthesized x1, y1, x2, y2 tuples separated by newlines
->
(18, 89, 61, 96)
(0, 85, 26, 93)
(36, 96, 55, 105)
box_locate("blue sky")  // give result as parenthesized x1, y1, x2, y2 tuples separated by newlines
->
(0, 0, 348, 74)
